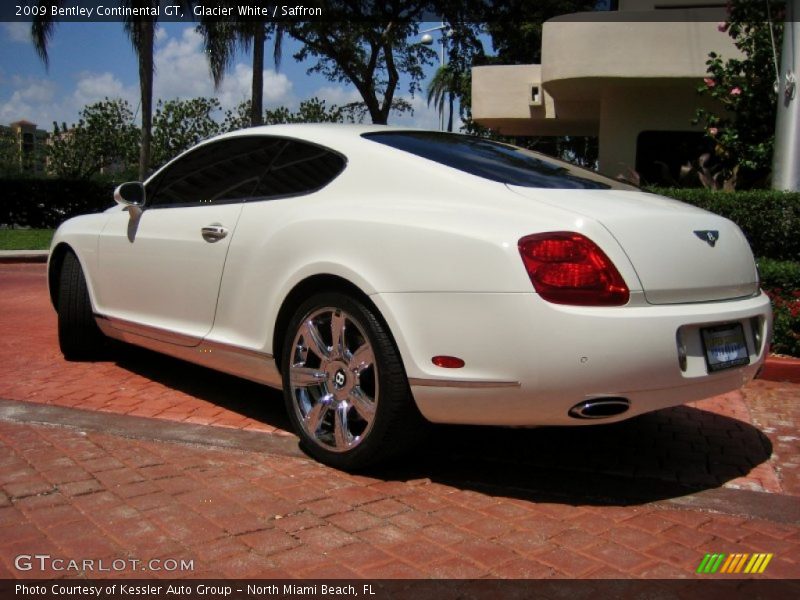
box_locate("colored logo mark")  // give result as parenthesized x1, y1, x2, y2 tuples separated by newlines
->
(696, 553, 773, 574)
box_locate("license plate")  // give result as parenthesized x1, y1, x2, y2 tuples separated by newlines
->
(701, 323, 750, 373)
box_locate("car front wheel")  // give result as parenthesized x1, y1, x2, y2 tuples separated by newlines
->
(282, 292, 423, 470)
(57, 251, 105, 360)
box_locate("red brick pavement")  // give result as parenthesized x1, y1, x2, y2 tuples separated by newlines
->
(2, 263, 800, 580)
(0, 420, 798, 580)
(2, 263, 798, 496)
(0, 263, 290, 435)
(742, 379, 800, 496)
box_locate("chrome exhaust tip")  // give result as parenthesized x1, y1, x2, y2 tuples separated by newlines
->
(568, 397, 630, 419)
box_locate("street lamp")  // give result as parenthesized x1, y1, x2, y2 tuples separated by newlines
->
(420, 23, 449, 130)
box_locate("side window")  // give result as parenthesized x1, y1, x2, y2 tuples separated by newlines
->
(252, 140, 346, 199)
(146, 137, 283, 208)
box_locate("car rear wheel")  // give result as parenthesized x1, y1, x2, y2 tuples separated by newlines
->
(57, 251, 105, 360)
(282, 292, 423, 470)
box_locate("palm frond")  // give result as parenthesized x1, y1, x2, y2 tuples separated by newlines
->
(198, 21, 238, 89)
(31, 0, 59, 67)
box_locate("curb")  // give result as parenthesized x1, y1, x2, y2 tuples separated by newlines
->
(0, 398, 302, 459)
(759, 355, 800, 384)
(2, 397, 799, 524)
(0, 250, 48, 264)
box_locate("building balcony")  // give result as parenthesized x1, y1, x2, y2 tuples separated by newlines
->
(470, 5, 737, 177)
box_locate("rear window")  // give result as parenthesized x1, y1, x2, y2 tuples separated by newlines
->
(363, 131, 633, 190)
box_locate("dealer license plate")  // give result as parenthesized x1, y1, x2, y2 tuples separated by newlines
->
(701, 323, 750, 373)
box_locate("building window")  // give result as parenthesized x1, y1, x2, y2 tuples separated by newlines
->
(22, 132, 34, 155)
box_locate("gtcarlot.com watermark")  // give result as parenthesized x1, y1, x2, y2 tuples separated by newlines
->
(14, 553, 194, 573)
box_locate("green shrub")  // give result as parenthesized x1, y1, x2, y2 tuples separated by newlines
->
(768, 290, 800, 357)
(758, 258, 800, 357)
(757, 258, 800, 290)
(647, 188, 800, 262)
(0, 178, 121, 228)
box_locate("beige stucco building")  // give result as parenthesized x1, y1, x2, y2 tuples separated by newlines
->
(471, 0, 738, 182)
(1, 120, 49, 175)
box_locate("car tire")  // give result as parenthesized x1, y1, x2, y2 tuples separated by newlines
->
(57, 251, 105, 360)
(282, 292, 425, 470)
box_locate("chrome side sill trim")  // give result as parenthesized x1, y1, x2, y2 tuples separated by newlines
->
(199, 338, 273, 361)
(408, 378, 520, 389)
(94, 314, 200, 347)
(94, 313, 281, 388)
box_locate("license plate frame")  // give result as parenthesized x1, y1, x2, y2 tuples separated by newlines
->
(700, 323, 750, 373)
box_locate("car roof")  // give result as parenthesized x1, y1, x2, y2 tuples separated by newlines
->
(222, 122, 414, 139)
(223, 122, 413, 134)
(207, 122, 425, 151)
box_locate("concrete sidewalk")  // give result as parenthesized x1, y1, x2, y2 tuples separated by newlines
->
(0, 250, 48, 263)
(1, 262, 799, 579)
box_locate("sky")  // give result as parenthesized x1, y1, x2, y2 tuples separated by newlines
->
(0, 21, 452, 132)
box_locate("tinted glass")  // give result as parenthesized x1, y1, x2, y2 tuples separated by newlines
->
(147, 137, 284, 208)
(253, 141, 346, 198)
(364, 131, 632, 190)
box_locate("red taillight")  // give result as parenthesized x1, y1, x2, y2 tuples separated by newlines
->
(518, 232, 629, 306)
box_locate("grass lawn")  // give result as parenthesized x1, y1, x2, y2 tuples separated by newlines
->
(0, 229, 54, 250)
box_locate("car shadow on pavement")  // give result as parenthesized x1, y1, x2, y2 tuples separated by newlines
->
(109, 343, 292, 431)
(107, 343, 772, 506)
(370, 406, 774, 506)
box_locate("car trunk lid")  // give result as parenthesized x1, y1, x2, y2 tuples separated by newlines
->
(506, 187, 759, 304)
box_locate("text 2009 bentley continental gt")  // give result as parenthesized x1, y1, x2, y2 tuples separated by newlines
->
(48, 125, 772, 469)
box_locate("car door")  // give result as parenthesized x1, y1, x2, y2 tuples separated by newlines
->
(208, 139, 349, 350)
(95, 136, 283, 341)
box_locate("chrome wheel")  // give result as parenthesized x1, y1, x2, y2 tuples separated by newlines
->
(288, 307, 378, 453)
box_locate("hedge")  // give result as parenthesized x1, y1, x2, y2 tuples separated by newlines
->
(647, 188, 800, 262)
(0, 178, 120, 229)
(757, 258, 800, 357)
(757, 258, 800, 290)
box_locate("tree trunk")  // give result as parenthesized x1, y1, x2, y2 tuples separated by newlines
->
(447, 91, 454, 132)
(251, 25, 265, 126)
(374, 104, 389, 124)
(137, 20, 154, 180)
(377, 39, 398, 125)
(365, 91, 385, 124)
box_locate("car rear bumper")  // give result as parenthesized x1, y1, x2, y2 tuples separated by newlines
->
(371, 291, 772, 426)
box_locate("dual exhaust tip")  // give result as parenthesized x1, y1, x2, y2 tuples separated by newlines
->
(569, 397, 630, 419)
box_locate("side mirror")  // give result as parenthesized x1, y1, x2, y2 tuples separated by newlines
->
(113, 182, 145, 207)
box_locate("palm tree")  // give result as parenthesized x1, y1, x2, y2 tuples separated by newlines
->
(33, 1, 161, 180)
(198, 20, 284, 127)
(426, 65, 460, 132)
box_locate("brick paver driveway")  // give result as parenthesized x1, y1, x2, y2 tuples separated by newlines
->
(1, 263, 798, 579)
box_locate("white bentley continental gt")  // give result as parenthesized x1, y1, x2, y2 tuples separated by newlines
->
(48, 125, 772, 469)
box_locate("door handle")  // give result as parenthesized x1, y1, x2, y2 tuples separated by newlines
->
(201, 224, 229, 243)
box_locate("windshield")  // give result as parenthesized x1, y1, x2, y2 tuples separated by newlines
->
(363, 131, 634, 191)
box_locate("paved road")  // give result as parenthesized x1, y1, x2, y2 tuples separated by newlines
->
(1, 263, 798, 579)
